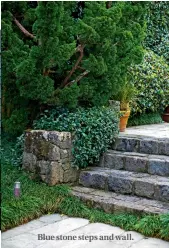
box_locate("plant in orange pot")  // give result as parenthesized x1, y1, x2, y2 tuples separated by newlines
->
(112, 83, 137, 132)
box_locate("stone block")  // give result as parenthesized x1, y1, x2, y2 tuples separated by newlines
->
(108, 176, 133, 194)
(134, 180, 155, 198)
(49, 161, 64, 185)
(24, 131, 34, 153)
(154, 184, 169, 202)
(125, 156, 147, 173)
(23, 130, 78, 185)
(63, 167, 79, 183)
(166, 142, 169, 156)
(112, 138, 126, 151)
(104, 153, 124, 169)
(79, 171, 107, 190)
(112, 138, 140, 153)
(125, 138, 140, 152)
(79, 172, 92, 188)
(37, 160, 50, 175)
(148, 159, 169, 176)
(48, 145, 60, 161)
(22, 152, 37, 172)
(90, 173, 107, 189)
(158, 140, 167, 155)
(48, 131, 72, 149)
(60, 149, 68, 159)
(140, 139, 158, 154)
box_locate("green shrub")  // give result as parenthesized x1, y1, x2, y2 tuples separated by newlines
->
(128, 112, 163, 127)
(129, 50, 169, 116)
(34, 107, 119, 168)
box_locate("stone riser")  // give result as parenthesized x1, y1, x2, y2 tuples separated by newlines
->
(72, 186, 169, 215)
(100, 151, 169, 177)
(112, 137, 169, 156)
(79, 168, 169, 203)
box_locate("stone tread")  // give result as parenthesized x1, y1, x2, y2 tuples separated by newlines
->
(119, 134, 169, 141)
(112, 135, 169, 156)
(107, 150, 169, 160)
(79, 167, 169, 202)
(119, 123, 169, 139)
(100, 150, 169, 176)
(71, 186, 169, 215)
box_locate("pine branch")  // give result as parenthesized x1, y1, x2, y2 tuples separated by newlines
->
(66, 70, 90, 87)
(14, 18, 35, 39)
(61, 44, 85, 88)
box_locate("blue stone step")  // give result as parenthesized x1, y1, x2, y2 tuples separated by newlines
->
(79, 167, 169, 202)
(72, 186, 169, 215)
(112, 136, 169, 156)
(99, 150, 169, 177)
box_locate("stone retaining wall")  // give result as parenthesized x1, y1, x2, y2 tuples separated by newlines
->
(23, 130, 79, 185)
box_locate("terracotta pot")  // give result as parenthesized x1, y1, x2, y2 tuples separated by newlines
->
(165, 106, 169, 113)
(120, 110, 131, 132)
(162, 113, 169, 123)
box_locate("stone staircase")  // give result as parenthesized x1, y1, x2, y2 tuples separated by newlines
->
(72, 132, 169, 215)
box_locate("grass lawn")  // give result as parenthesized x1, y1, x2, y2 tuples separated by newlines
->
(1, 137, 169, 240)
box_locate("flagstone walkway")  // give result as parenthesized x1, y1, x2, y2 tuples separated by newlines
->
(123, 123, 169, 139)
(2, 214, 169, 248)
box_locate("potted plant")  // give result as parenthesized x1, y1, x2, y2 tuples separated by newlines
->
(112, 82, 137, 132)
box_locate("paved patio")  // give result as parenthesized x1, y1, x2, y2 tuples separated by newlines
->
(122, 123, 169, 139)
(2, 214, 169, 248)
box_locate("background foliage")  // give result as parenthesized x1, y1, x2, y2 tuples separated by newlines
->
(128, 112, 163, 127)
(145, 1, 169, 63)
(129, 50, 169, 116)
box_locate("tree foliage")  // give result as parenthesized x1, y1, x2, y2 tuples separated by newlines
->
(145, 1, 169, 62)
(2, 1, 146, 135)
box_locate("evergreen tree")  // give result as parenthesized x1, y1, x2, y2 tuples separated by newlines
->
(2, 1, 146, 135)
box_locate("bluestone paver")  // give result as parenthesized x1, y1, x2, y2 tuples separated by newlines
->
(121, 123, 169, 139)
(38, 214, 68, 224)
(29, 217, 89, 236)
(2, 220, 47, 240)
(2, 214, 169, 248)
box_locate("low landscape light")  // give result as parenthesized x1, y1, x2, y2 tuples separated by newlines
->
(14, 182, 21, 198)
